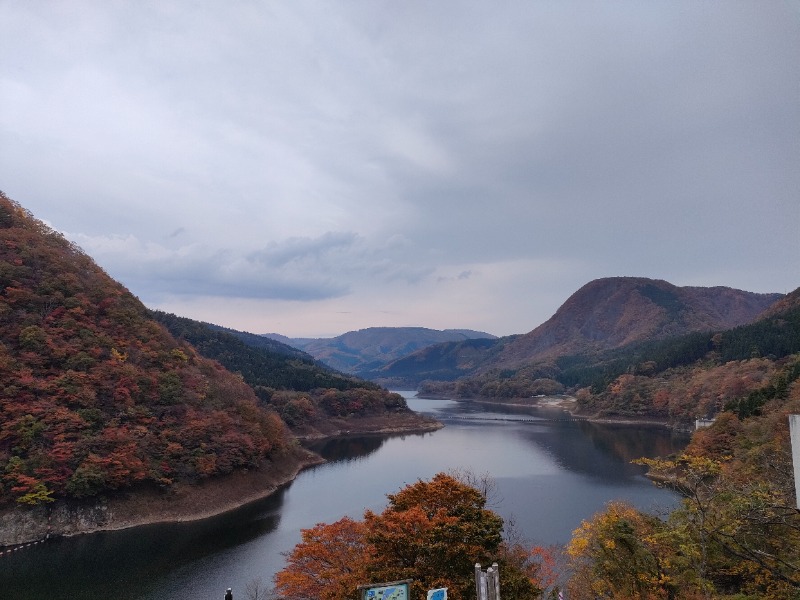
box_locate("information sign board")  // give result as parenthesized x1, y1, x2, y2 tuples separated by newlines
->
(361, 580, 411, 600)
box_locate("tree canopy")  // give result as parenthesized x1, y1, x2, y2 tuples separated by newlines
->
(274, 473, 547, 600)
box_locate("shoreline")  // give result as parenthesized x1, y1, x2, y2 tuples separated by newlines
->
(0, 415, 441, 548)
(0, 402, 681, 548)
(293, 412, 444, 440)
(0, 444, 320, 548)
(417, 394, 679, 429)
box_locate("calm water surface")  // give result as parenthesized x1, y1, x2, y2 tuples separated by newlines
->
(2, 393, 688, 599)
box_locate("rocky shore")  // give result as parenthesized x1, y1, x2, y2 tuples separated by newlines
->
(0, 444, 322, 547)
(0, 412, 442, 548)
(292, 411, 444, 440)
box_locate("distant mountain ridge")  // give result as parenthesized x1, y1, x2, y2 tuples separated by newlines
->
(150, 311, 379, 392)
(487, 277, 783, 370)
(371, 277, 783, 387)
(263, 327, 497, 374)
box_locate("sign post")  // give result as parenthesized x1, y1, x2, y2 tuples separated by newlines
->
(790, 415, 800, 510)
(426, 588, 447, 600)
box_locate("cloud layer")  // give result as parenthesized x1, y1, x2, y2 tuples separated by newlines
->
(2, 1, 798, 336)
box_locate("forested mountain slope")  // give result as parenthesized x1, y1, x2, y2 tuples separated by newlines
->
(375, 278, 782, 388)
(151, 312, 433, 436)
(567, 286, 800, 424)
(421, 286, 800, 429)
(208, 322, 314, 360)
(0, 194, 293, 507)
(563, 356, 800, 598)
(151, 311, 375, 393)
(484, 277, 782, 371)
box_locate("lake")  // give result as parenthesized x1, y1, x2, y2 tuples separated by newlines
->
(1, 393, 689, 599)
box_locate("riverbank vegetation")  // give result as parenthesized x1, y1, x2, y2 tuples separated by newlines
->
(565, 390, 800, 599)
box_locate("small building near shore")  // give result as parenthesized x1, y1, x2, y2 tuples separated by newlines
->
(695, 417, 716, 430)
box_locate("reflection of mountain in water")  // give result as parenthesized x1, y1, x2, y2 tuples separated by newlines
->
(579, 421, 688, 464)
(304, 436, 387, 462)
(517, 419, 688, 481)
(412, 397, 688, 482)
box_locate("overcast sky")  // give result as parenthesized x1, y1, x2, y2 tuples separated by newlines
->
(1, 1, 798, 338)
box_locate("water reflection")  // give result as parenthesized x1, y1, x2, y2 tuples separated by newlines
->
(2, 488, 287, 600)
(408, 395, 689, 481)
(1, 392, 687, 600)
(303, 434, 387, 462)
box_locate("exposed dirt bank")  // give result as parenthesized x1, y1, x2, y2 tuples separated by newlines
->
(0, 413, 442, 548)
(0, 444, 321, 547)
(293, 411, 443, 440)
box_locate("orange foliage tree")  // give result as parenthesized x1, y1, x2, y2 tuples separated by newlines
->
(274, 473, 545, 600)
(275, 517, 370, 600)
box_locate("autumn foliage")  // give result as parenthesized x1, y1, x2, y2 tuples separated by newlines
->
(150, 310, 416, 431)
(0, 194, 290, 505)
(565, 376, 800, 599)
(274, 473, 547, 600)
(276, 516, 370, 600)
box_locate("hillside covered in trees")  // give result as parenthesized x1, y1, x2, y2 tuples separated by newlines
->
(0, 197, 310, 505)
(428, 289, 800, 427)
(150, 311, 435, 437)
(376, 278, 781, 390)
(414, 284, 799, 428)
(0, 194, 300, 508)
(563, 372, 800, 599)
(0, 194, 434, 521)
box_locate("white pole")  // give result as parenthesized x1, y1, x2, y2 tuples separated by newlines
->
(475, 564, 486, 600)
(491, 563, 500, 600)
(790, 415, 800, 510)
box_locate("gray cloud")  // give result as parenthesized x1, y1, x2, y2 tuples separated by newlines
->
(1, 1, 798, 336)
(68, 228, 437, 304)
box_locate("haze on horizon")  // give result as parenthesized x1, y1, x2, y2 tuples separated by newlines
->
(1, 2, 798, 338)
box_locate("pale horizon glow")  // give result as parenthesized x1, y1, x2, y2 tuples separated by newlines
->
(2, 2, 798, 338)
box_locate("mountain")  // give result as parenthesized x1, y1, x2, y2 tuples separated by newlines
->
(488, 277, 782, 370)
(417, 285, 799, 418)
(756, 285, 800, 320)
(0, 194, 294, 510)
(376, 277, 783, 388)
(150, 312, 436, 438)
(206, 322, 314, 360)
(263, 327, 497, 374)
(151, 311, 373, 392)
(555, 284, 800, 425)
(360, 337, 518, 388)
(0, 194, 437, 541)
